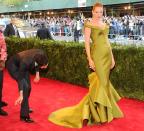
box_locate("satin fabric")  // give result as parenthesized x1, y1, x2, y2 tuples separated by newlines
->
(48, 21, 124, 128)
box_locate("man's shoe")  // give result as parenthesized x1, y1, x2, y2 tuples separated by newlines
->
(29, 109, 33, 113)
(20, 116, 34, 123)
(0, 109, 8, 116)
(0, 101, 8, 107)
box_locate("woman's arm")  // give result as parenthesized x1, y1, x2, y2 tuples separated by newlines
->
(0, 33, 7, 70)
(107, 37, 115, 69)
(84, 26, 95, 71)
(0, 33, 7, 61)
(110, 50, 115, 69)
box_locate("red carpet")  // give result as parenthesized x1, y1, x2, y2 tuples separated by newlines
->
(0, 70, 144, 131)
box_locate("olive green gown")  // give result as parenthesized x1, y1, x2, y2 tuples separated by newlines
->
(48, 21, 124, 128)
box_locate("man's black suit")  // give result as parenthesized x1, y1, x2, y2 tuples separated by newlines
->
(36, 27, 53, 40)
(4, 23, 19, 37)
(6, 49, 47, 118)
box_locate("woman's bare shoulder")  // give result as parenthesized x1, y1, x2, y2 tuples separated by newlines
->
(84, 18, 93, 27)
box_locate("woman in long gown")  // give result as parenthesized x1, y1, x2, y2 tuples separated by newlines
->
(48, 2, 124, 128)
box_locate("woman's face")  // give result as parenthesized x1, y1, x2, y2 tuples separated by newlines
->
(92, 7, 103, 20)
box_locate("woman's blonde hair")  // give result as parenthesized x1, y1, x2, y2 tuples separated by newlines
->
(92, 2, 103, 11)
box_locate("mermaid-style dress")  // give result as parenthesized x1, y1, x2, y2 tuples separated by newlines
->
(48, 21, 124, 128)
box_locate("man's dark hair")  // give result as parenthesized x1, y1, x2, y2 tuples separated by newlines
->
(41, 23, 46, 28)
(34, 53, 48, 67)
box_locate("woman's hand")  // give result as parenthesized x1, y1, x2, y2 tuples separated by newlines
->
(88, 58, 95, 71)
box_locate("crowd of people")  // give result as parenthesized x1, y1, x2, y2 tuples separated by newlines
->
(27, 16, 84, 38)
(25, 15, 144, 41)
(105, 15, 144, 39)
(0, 13, 144, 42)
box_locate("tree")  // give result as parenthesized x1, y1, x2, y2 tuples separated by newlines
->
(3, 0, 25, 6)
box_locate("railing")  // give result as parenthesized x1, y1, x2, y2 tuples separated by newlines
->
(18, 29, 144, 45)
(108, 34, 144, 45)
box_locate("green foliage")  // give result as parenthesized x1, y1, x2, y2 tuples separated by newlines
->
(110, 45, 144, 100)
(5, 37, 144, 100)
(3, 0, 25, 6)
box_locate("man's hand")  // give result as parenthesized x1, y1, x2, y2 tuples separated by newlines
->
(33, 76, 40, 83)
(15, 96, 23, 105)
(34, 71, 40, 83)
(0, 60, 5, 70)
(15, 91, 23, 105)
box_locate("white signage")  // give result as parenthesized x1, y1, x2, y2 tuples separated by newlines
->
(78, 0, 86, 7)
